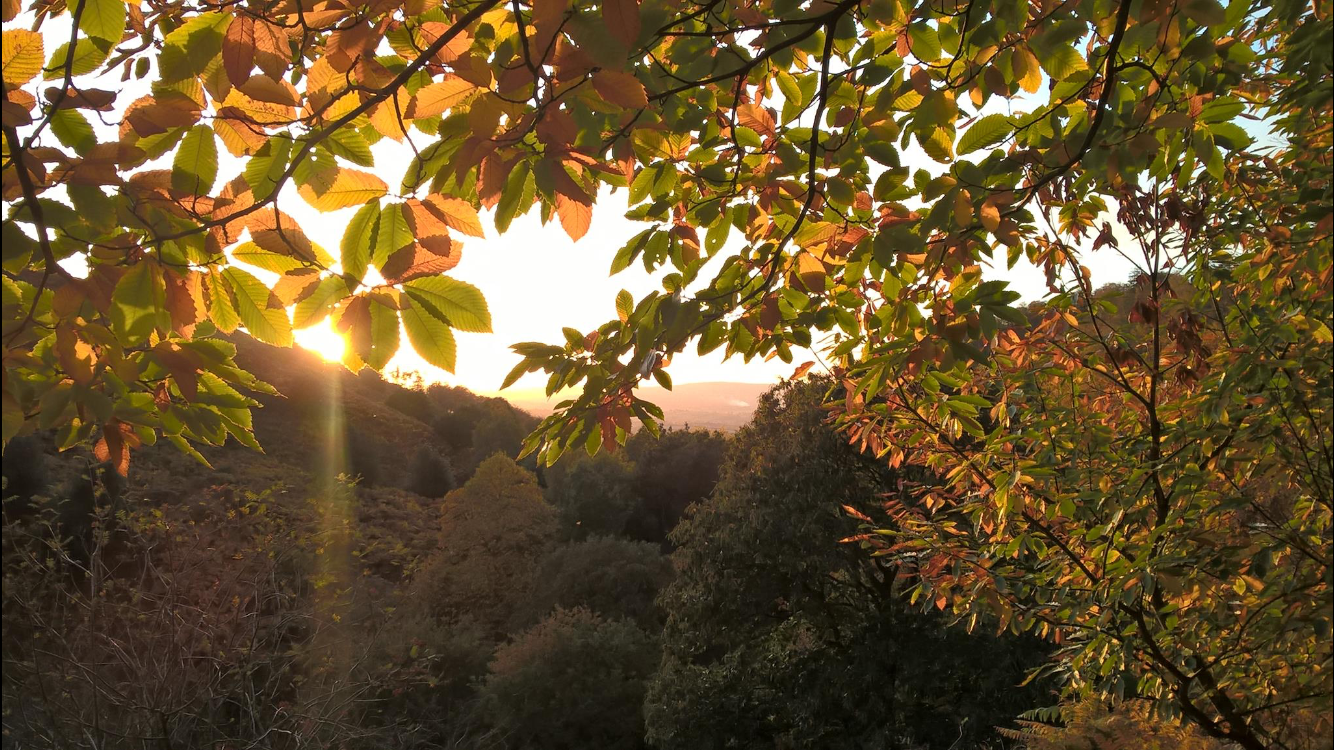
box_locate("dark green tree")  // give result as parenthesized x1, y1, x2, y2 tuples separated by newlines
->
(407, 446, 456, 499)
(544, 452, 639, 540)
(645, 379, 1049, 749)
(481, 607, 658, 750)
(623, 428, 727, 545)
(514, 536, 672, 631)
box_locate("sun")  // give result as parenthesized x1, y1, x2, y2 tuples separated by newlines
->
(295, 319, 347, 363)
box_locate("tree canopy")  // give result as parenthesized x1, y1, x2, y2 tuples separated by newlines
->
(2, 0, 1329, 743)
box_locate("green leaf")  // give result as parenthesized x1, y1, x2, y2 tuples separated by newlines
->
(325, 127, 374, 167)
(232, 242, 306, 274)
(222, 268, 292, 346)
(907, 23, 941, 63)
(366, 299, 400, 370)
(157, 12, 229, 83)
(50, 108, 96, 155)
(43, 37, 113, 80)
(373, 203, 412, 266)
(615, 289, 634, 322)
(172, 125, 218, 196)
(111, 262, 162, 346)
(244, 135, 293, 203)
(341, 201, 379, 285)
(1037, 44, 1088, 81)
(403, 276, 491, 333)
(293, 276, 349, 329)
(207, 272, 239, 333)
(958, 113, 1012, 155)
(1183, 0, 1226, 26)
(1207, 121, 1252, 150)
(402, 297, 457, 372)
(79, 0, 127, 45)
(775, 69, 803, 107)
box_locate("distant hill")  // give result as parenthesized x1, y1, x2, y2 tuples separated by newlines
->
(504, 381, 772, 431)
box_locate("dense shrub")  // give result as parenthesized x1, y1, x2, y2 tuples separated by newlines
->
(481, 608, 658, 750)
(408, 446, 456, 498)
(412, 456, 558, 636)
(543, 452, 638, 539)
(514, 536, 673, 630)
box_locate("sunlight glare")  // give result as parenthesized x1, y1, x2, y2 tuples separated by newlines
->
(295, 319, 347, 362)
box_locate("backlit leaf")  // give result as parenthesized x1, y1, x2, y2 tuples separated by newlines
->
(172, 125, 219, 196)
(403, 276, 491, 333)
(222, 267, 292, 346)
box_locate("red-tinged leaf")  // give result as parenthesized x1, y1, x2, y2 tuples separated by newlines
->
(841, 504, 873, 523)
(422, 194, 486, 238)
(164, 269, 204, 336)
(93, 421, 137, 476)
(737, 102, 775, 137)
(531, 0, 569, 62)
(381, 242, 462, 284)
(417, 21, 472, 64)
(222, 15, 256, 84)
(592, 69, 648, 110)
(792, 360, 816, 380)
(418, 234, 457, 258)
(602, 0, 641, 49)
(404, 198, 449, 237)
(326, 19, 378, 73)
(555, 192, 591, 241)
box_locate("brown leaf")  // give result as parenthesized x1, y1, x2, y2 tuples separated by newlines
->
(418, 22, 473, 64)
(327, 19, 379, 73)
(164, 270, 205, 336)
(124, 94, 201, 137)
(45, 87, 116, 110)
(380, 241, 460, 284)
(223, 16, 257, 85)
(592, 69, 648, 110)
(238, 75, 300, 106)
(602, 0, 641, 49)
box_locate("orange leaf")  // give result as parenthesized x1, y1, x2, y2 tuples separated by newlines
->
(555, 192, 591, 241)
(737, 102, 775, 137)
(421, 194, 486, 237)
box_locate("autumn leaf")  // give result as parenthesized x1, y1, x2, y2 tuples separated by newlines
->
(296, 167, 388, 212)
(407, 77, 477, 118)
(421, 194, 486, 237)
(2, 30, 45, 87)
(602, 0, 641, 49)
(592, 70, 648, 110)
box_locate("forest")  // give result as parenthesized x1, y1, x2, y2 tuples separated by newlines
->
(2, 0, 1331, 746)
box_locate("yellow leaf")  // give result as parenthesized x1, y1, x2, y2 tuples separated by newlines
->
(1015, 46, 1042, 94)
(368, 97, 411, 141)
(407, 76, 476, 119)
(979, 201, 1000, 232)
(423, 194, 485, 238)
(2, 29, 44, 87)
(297, 168, 388, 212)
